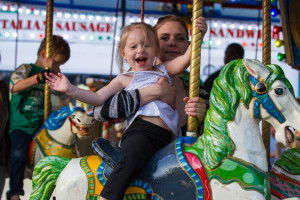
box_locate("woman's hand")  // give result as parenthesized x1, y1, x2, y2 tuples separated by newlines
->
(157, 77, 176, 109)
(46, 72, 71, 94)
(184, 97, 207, 123)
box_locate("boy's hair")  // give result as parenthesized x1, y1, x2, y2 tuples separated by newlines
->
(154, 15, 189, 39)
(37, 35, 70, 64)
(117, 22, 160, 66)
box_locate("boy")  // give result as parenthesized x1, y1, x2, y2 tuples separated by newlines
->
(7, 35, 70, 200)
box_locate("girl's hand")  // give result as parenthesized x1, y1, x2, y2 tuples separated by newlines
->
(184, 97, 207, 123)
(192, 17, 207, 35)
(46, 72, 71, 93)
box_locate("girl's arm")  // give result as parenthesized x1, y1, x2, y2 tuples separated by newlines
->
(163, 17, 207, 76)
(46, 73, 125, 106)
(164, 45, 191, 76)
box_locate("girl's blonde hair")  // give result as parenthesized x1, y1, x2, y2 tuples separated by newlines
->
(117, 22, 160, 66)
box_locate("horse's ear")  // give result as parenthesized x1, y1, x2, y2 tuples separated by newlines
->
(69, 102, 74, 110)
(243, 59, 270, 79)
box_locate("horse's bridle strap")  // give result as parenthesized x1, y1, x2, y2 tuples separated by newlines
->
(250, 76, 286, 123)
(68, 116, 78, 134)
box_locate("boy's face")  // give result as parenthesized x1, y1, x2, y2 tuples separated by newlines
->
(40, 50, 66, 74)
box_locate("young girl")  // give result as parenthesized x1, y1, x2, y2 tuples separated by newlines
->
(94, 16, 209, 136)
(46, 22, 202, 200)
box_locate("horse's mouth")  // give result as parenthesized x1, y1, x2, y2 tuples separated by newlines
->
(76, 125, 91, 137)
(285, 126, 295, 144)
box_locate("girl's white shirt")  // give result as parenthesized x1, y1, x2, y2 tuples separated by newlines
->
(122, 64, 182, 139)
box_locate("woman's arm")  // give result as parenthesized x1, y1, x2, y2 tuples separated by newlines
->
(93, 77, 176, 121)
(139, 77, 176, 107)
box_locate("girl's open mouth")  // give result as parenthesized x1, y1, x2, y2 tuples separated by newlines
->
(136, 57, 147, 66)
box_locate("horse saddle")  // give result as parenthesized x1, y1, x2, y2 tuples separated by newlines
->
(92, 138, 121, 168)
(92, 137, 203, 199)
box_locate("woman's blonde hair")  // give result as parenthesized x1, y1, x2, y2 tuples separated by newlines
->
(154, 15, 189, 39)
(117, 22, 160, 66)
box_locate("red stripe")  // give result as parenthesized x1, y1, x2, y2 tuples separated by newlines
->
(185, 152, 211, 200)
(141, 0, 144, 22)
(271, 188, 287, 199)
(28, 140, 36, 161)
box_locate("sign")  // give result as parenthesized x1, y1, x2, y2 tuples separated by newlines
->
(0, 3, 298, 98)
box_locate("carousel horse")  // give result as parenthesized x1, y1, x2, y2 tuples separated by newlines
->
(270, 148, 300, 199)
(29, 103, 94, 167)
(30, 59, 300, 200)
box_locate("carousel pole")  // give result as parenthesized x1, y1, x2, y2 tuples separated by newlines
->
(187, 0, 204, 137)
(109, 0, 120, 78)
(141, 0, 145, 22)
(262, 0, 271, 166)
(44, 0, 54, 122)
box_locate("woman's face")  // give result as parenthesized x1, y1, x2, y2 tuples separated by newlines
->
(156, 21, 190, 62)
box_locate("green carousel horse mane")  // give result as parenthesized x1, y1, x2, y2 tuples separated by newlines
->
(275, 147, 300, 174)
(201, 59, 294, 170)
(30, 156, 71, 200)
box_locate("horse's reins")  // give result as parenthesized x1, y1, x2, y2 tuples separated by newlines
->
(68, 116, 90, 134)
(67, 107, 87, 134)
(250, 75, 286, 123)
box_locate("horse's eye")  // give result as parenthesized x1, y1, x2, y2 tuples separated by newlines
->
(274, 88, 283, 95)
(77, 118, 81, 123)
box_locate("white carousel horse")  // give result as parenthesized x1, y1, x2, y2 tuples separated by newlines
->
(30, 59, 300, 200)
(29, 103, 94, 167)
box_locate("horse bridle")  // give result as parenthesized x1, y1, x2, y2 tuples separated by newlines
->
(68, 107, 87, 134)
(250, 75, 286, 123)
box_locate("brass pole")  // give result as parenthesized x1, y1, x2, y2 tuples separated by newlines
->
(44, 0, 53, 122)
(187, 0, 203, 137)
(262, 0, 271, 166)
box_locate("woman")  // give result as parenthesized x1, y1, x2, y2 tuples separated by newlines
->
(94, 15, 209, 136)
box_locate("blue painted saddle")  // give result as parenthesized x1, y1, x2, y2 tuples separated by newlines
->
(92, 138, 121, 168)
(92, 137, 205, 200)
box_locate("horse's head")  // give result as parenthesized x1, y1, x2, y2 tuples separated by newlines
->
(196, 59, 300, 170)
(68, 103, 94, 139)
(243, 59, 300, 146)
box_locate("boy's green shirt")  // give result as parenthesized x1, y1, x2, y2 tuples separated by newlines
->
(9, 63, 45, 135)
